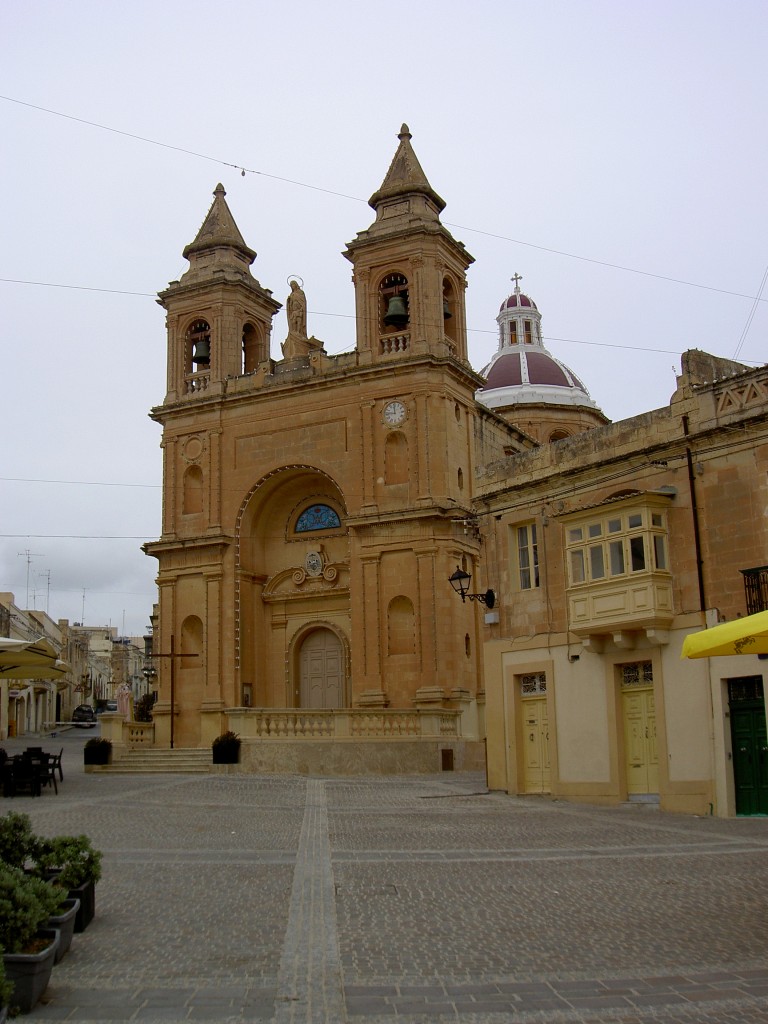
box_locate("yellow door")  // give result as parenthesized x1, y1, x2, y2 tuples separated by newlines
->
(622, 687, 658, 795)
(522, 696, 550, 793)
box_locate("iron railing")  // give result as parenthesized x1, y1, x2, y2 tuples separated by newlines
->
(741, 566, 768, 614)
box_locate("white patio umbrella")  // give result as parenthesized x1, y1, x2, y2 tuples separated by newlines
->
(0, 637, 69, 680)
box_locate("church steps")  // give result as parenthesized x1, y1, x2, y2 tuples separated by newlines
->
(99, 748, 212, 774)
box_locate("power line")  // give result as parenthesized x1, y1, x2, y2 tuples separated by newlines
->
(2, 93, 766, 306)
(0, 534, 150, 540)
(0, 278, 760, 363)
(1, 477, 160, 488)
(733, 264, 768, 360)
(0, 276, 155, 297)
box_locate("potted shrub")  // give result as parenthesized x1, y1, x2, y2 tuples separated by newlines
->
(32, 835, 102, 933)
(212, 730, 241, 764)
(0, 864, 61, 1014)
(83, 737, 112, 765)
(0, 810, 37, 870)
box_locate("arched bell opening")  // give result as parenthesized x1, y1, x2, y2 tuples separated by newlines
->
(379, 273, 409, 334)
(185, 318, 211, 373)
(242, 321, 264, 374)
(442, 276, 457, 345)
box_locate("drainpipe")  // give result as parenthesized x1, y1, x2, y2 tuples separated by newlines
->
(683, 414, 707, 612)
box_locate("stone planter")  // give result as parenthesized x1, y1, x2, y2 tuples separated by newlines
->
(70, 880, 95, 933)
(3, 928, 59, 1014)
(45, 872, 96, 933)
(83, 741, 112, 765)
(48, 898, 80, 963)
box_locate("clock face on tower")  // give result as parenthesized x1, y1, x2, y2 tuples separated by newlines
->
(383, 400, 406, 426)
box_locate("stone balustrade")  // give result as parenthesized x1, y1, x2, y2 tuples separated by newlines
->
(226, 708, 461, 740)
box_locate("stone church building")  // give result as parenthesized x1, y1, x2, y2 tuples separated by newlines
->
(143, 126, 768, 814)
(145, 126, 520, 767)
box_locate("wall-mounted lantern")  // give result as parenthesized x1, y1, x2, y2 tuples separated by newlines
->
(449, 567, 495, 608)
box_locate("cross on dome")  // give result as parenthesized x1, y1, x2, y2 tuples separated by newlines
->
(511, 272, 523, 296)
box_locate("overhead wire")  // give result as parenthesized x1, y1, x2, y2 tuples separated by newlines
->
(1, 93, 766, 307)
(733, 264, 768, 360)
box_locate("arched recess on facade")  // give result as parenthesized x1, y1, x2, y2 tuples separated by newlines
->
(176, 614, 204, 748)
(289, 620, 351, 709)
(384, 431, 408, 486)
(183, 464, 204, 514)
(234, 465, 349, 705)
(387, 596, 415, 656)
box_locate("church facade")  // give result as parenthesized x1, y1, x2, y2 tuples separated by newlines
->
(144, 126, 768, 812)
(144, 127, 518, 766)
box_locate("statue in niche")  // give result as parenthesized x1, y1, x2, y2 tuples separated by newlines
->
(282, 278, 324, 359)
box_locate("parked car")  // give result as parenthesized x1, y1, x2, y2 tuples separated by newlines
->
(72, 704, 96, 728)
(104, 700, 118, 712)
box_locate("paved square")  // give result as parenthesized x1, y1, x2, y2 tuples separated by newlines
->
(5, 735, 768, 1022)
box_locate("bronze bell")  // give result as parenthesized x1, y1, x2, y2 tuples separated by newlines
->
(383, 294, 408, 328)
(443, 299, 452, 320)
(192, 338, 210, 365)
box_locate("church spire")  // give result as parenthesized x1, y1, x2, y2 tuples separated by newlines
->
(180, 183, 256, 282)
(368, 124, 446, 214)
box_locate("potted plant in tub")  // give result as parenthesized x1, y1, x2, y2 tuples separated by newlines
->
(0, 957, 14, 1024)
(212, 730, 241, 764)
(0, 864, 61, 1014)
(31, 835, 102, 933)
(0, 810, 37, 870)
(83, 736, 112, 766)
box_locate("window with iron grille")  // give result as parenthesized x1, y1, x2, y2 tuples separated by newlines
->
(741, 567, 768, 615)
(728, 675, 764, 703)
(620, 661, 654, 687)
(520, 672, 547, 695)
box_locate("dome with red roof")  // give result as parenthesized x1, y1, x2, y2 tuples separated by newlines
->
(477, 276, 603, 418)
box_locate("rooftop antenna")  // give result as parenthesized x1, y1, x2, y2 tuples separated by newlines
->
(17, 549, 43, 608)
(38, 570, 51, 614)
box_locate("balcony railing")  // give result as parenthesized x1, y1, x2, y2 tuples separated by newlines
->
(741, 566, 768, 614)
(379, 333, 409, 356)
(184, 371, 210, 395)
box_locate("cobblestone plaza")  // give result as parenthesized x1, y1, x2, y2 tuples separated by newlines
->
(6, 735, 768, 1023)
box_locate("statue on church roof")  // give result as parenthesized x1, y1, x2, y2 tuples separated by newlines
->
(281, 277, 324, 359)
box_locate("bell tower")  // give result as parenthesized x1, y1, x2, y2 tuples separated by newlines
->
(344, 125, 473, 365)
(158, 183, 281, 404)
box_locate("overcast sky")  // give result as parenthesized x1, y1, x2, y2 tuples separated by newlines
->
(2, 0, 767, 637)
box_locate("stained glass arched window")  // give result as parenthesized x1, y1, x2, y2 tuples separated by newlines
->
(295, 504, 341, 533)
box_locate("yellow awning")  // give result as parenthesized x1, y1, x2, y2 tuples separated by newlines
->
(681, 610, 768, 659)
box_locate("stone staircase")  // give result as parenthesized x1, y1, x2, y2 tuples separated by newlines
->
(103, 748, 212, 774)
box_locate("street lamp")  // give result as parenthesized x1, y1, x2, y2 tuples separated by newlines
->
(449, 567, 495, 608)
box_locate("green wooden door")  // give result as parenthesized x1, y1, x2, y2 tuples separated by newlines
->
(729, 677, 768, 815)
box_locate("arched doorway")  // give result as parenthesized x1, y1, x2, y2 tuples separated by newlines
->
(299, 629, 344, 709)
